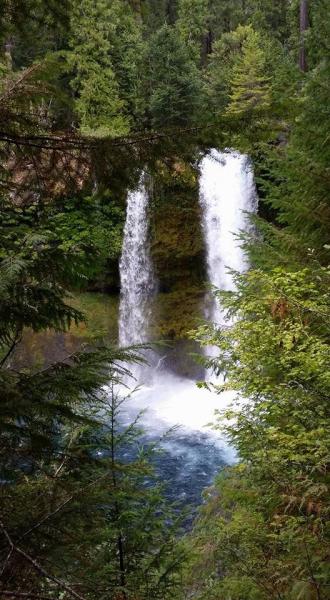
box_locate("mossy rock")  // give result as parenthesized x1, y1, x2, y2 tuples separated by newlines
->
(149, 158, 206, 292)
(152, 158, 198, 193)
(12, 292, 119, 370)
(152, 204, 204, 260)
(70, 292, 119, 342)
(151, 193, 206, 290)
(150, 285, 205, 340)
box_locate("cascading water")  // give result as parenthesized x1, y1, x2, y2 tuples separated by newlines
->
(119, 175, 156, 350)
(117, 153, 257, 506)
(199, 149, 257, 329)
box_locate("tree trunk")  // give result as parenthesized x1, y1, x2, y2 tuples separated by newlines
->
(166, 0, 176, 24)
(118, 534, 126, 590)
(201, 29, 213, 65)
(110, 386, 127, 598)
(128, 0, 143, 23)
(4, 38, 13, 70)
(299, 0, 309, 72)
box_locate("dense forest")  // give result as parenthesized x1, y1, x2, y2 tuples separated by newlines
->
(0, 0, 329, 599)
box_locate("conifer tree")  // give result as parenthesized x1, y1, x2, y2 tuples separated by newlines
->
(208, 0, 245, 39)
(147, 24, 202, 128)
(176, 0, 209, 61)
(68, 0, 129, 137)
(244, 0, 290, 42)
(0, 381, 186, 599)
(226, 27, 271, 117)
(204, 24, 252, 116)
(82, 384, 186, 599)
(188, 266, 330, 600)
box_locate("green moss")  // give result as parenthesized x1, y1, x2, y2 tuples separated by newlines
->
(69, 292, 119, 342)
(150, 160, 206, 292)
(146, 159, 207, 339)
(151, 285, 205, 340)
(13, 293, 119, 370)
(152, 204, 204, 260)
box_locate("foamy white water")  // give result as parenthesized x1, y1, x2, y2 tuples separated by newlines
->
(119, 175, 156, 348)
(120, 373, 236, 463)
(199, 150, 257, 327)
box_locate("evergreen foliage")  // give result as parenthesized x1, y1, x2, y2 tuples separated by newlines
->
(176, 0, 209, 61)
(0, 0, 330, 598)
(147, 24, 202, 128)
(226, 28, 271, 117)
(1, 382, 186, 599)
(184, 2, 330, 597)
(188, 266, 330, 599)
(68, 0, 129, 137)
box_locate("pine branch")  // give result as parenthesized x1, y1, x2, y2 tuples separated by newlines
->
(0, 520, 88, 600)
(0, 332, 22, 368)
(0, 592, 55, 599)
(0, 64, 42, 104)
(0, 124, 216, 152)
(17, 469, 117, 543)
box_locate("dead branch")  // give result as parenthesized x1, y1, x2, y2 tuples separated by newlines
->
(0, 520, 87, 600)
(0, 592, 55, 599)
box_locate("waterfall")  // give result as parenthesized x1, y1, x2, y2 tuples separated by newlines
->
(115, 151, 256, 493)
(114, 150, 257, 502)
(199, 149, 257, 328)
(119, 175, 155, 349)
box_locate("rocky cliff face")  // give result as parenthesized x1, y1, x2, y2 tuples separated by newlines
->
(149, 159, 206, 340)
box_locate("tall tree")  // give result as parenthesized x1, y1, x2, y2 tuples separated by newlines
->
(176, 0, 209, 61)
(68, 0, 140, 137)
(147, 24, 202, 128)
(299, 0, 309, 71)
(226, 27, 271, 117)
(244, 0, 290, 42)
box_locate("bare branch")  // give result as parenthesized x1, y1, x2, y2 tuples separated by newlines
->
(0, 64, 42, 104)
(17, 495, 74, 543)
(0, 123, 214, 152)
(0, 520, 87, 600)
(18, 469, 115, 542)
(0, 592, 55, 599)
(0, 332, 22, 368)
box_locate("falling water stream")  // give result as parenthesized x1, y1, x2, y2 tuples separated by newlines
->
(199, 149, 257, 328)
(119, 174, 156, 348)
(117, 151, 257, 505)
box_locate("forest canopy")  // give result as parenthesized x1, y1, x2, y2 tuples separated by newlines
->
(0, 1, 329, 599)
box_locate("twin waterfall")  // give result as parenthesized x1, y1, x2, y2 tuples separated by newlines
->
(119, 150, 257, 355)
(117, 150, 257, 491)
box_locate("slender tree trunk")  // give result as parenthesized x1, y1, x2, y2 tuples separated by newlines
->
(166, 0, 176, 24)
(299, 0, 309, 72)
(118, 534, 126, 589)
(110, 387, 127, 597)
(201, 29, 213, 65)
(4, 38, 13, 70)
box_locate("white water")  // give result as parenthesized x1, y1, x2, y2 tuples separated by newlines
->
(199, 149, 257, 328)
(116, 153, 257, 500)
(119, 372, 236, 503)
(119, 175, 156, 348)
(121, 371, 236, 459)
